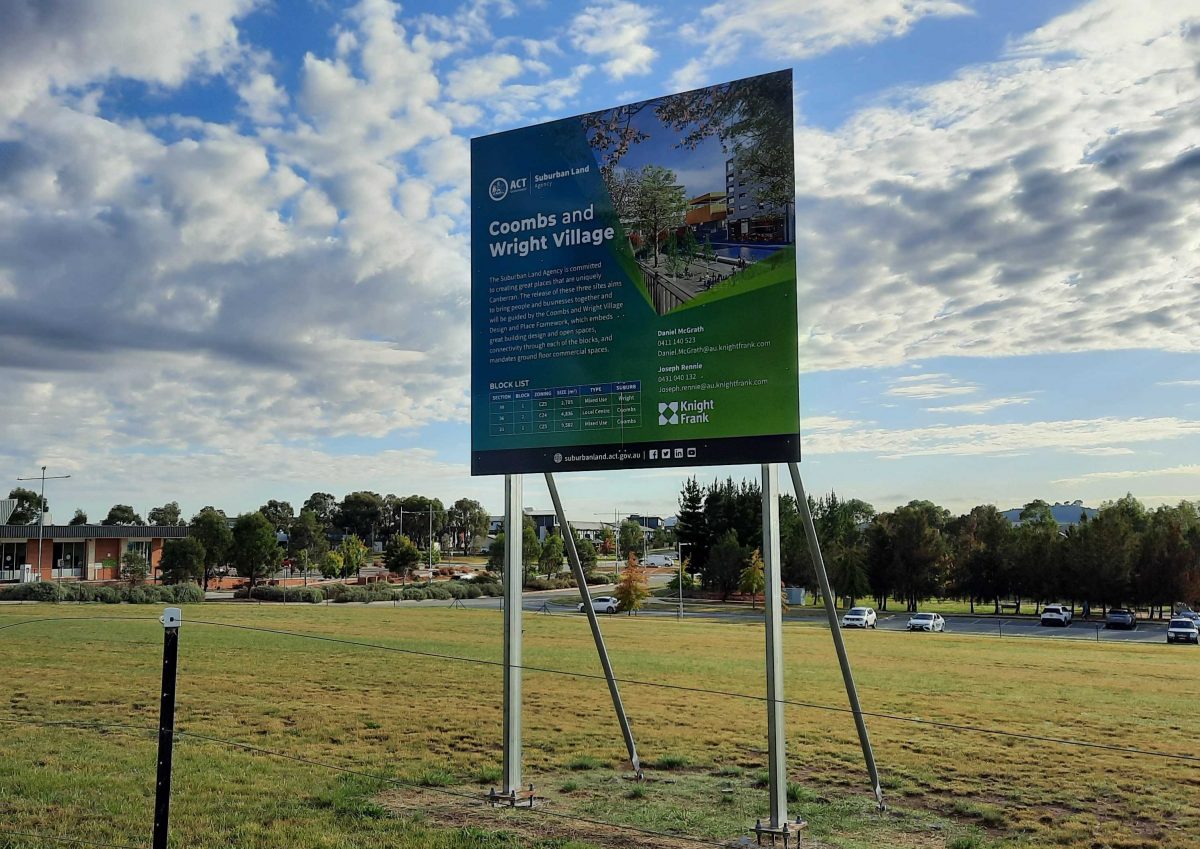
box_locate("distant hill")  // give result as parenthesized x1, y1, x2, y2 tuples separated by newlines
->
(1001, 501, 1097, 528)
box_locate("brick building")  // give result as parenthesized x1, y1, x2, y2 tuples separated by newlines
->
(0, 523, 189, 583)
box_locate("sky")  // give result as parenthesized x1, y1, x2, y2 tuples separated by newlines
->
(0, 0, 1197, 524)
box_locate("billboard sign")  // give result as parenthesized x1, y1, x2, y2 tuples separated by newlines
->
(471, 70, 799, 474)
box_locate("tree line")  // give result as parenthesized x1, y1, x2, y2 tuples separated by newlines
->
(0, 489, 492, 592)
(675, 478, 1200, 616)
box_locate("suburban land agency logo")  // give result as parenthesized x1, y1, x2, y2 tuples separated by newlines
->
(659, 399, 715, 425)
(488, 177, 509, 201)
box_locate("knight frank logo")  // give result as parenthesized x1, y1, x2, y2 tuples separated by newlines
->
(659, 399, 714, 425)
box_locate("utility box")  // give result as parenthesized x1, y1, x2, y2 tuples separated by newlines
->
(786, 587, 807, 606)
(19, 564, 37, 583)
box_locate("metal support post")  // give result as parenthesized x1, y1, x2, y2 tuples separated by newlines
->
(545, 472, 643, 778)
(787, 463, 884, 810)
(153, 607, 182, 849)
(761, 464, 788, 828)
(502, 474, 523, 794)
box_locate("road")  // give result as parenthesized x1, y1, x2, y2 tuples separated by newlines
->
(457, 590, 1185, 644)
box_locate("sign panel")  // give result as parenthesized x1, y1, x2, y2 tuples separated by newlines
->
(471, 70, 799, 474)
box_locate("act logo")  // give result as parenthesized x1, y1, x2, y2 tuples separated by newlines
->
(488, 178, 509, 201)
(657, 402, 678, 425)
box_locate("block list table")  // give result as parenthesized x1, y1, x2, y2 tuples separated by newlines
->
(489, 381, 641, 437)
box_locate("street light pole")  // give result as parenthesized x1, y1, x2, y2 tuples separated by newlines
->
(16, 466, 70, 579)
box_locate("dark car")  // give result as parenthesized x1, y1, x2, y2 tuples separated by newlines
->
(1104, 608, 1136, 630)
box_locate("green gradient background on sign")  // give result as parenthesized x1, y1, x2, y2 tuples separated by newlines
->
(471, 77, 799, 457)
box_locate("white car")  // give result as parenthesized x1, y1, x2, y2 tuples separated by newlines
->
(906, 612, 945, 632)
(643, 554, 676, 567)
(1040, 604, 1073, 627)
(1166, 618, 1200, 645)
(579, 596, 619, 614)
(840, 607, 877, 629)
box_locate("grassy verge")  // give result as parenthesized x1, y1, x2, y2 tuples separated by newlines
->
(0, 605, 1195, 848)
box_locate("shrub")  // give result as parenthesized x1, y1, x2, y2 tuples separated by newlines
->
(584, 572, 609, 585)
(364, 583, 396, 601)
(465, 585, 483, 599)
(425, 585, 452, 600)
(445, 582, 468, 599)
(333, 587, 369, 603)
(96, 586, 121, 604)
(125, 587, 149, 604)
(170, 584, 205, 604)
(401, 588, 428, 601)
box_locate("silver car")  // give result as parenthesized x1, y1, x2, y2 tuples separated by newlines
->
(1166, 618, 1199, 644)
(840, 607, 877, 629)
(579, 596, 618, 614)
(906, 612, 945, 632)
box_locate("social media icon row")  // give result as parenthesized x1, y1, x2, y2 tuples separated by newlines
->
(648, 447, 697, 460)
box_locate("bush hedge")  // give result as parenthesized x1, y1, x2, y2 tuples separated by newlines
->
(0, 582, 205, 604)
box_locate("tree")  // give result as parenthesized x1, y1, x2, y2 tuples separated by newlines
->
(160, 537, 205, 585)
(522, 519, 541, 584)
(231, 512, 281, 589)
(338, 535, 370, 579)
(288, 510, 328, 578)
(189, 507, 232, 590)
(302, 492, 339, 531)
(633, 165, 687, 267)
(258, 500, 295, 533)
(147, 501, 183, 526)
(676, 476, 706, 571)
(320, 550, 344, 579)
(450, 498, 490, 556)
(102, 504, 144, 526)
(339, 491, 384, 543)
(488, 533, 506, 572)
(739, 548, 766, 608)
(6, 487, 46, 525)
(618, 519, 644, 559)
(384, 533, 420, 580)
(613, 553, 649, 614)
(121, 550, 148, 585)
(69, 509, 88, 526)
(539, 530, 565, 576)
(572, 529, 599, 571)
(705, 529, 748, 600)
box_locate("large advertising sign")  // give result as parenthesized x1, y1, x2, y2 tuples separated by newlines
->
(471, 70, 799, 475)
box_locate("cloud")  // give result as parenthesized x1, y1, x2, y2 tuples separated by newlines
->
(803, 415, 1200, 459)
(927, 396, 1033, 414)
(794, 0, 1200, 370)
(570, 0, 656, 80)
(1052, 464, 1200, 485)
(0, 0, 256, 121)
(672, 0, 971, 88)
(1158, 380, 1200, 387)
(885, 373, 978, 399)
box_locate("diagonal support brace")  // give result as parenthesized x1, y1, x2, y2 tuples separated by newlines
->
(544, 472, 643, 778)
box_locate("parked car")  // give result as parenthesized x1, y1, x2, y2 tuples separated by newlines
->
(840, 607, 877, 629)
(579, 596, 619, 614)
(643, 554, 676, 567)
(1175, 610, 1200, 627)
(1166, 618, 1200, 644)
(1104, 608, 1137, 630)
(906, 612, 945, 632)
(1040, 604, 1073, 627)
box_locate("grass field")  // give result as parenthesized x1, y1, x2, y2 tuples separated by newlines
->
(0, 604, 1197, 848)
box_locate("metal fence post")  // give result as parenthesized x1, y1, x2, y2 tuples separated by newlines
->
(153, 607, 181, 849)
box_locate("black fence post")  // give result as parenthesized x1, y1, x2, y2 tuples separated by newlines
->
(153, 607, 181, 849)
